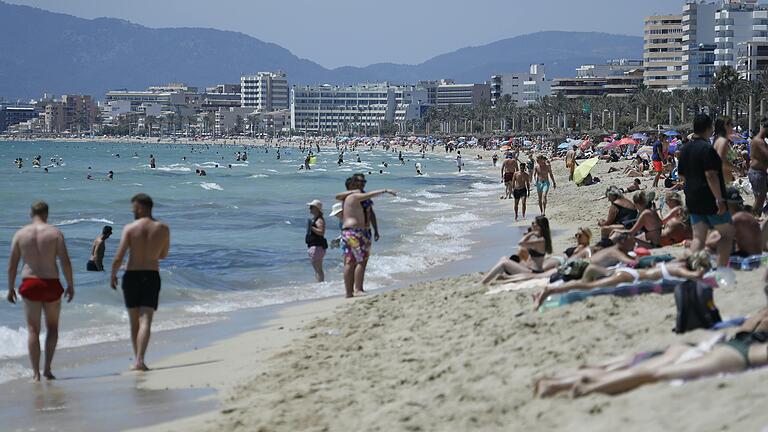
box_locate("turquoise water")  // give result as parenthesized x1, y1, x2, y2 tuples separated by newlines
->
(0, 140, 503, 381)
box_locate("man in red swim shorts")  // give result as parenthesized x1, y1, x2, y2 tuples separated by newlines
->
(6, 201, 74, 382)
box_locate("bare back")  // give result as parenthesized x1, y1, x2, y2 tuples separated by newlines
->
(750, 137, 768, 171)
(122, 218, 170, 271)
(13, 223, 65, 279)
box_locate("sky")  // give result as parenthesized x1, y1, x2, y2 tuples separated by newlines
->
(7, 0, 677, 68)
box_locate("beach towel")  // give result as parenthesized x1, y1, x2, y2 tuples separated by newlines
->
(487, 278, 550, 295)
(728, 253, 768, 270)
(540, 277, 718, 310)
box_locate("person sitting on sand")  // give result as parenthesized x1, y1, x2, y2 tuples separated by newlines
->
(537, 292, 768, 398)
(598, 186, 638, 240)
(622, 156, 646, 177)
(481, 216, 553, 284)
(564, 227, 592, 260)
(659, 192, 691, 246)
(533, 250, 711, 310)
(706, 187, 762, 257)
(619, 191, 663, 248)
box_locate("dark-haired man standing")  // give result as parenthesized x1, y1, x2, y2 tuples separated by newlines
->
(111, 194, 170, 371)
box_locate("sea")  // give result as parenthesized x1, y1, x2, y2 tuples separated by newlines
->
(0, 140, 505, 383)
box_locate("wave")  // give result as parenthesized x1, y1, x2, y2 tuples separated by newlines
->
(471, 182, 503, 191)
(412, 200, 456, 212)
(55, 217, 114, 226)
(157, 164, 192, 172)
(249, 174, 269, 178)
(199, 182, 223, 191)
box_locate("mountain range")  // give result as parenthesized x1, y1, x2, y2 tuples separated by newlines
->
(0, 1, 643, 100)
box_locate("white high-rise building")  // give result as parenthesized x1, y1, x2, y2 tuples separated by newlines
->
(682, 1, 717, 88)
(643, 14, 685, 90)
(490, 64, 551, 106)
(240, 72, 289, 111)
(290, 83, 425, 134)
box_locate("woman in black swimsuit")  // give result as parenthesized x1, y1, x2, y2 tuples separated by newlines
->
(599, 186, 638, 240)
(481, 216, 553, 284)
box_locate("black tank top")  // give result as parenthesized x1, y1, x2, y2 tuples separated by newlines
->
(306, 216, 328, 248)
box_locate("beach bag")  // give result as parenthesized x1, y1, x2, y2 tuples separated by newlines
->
(550, 259, 590, 283)
(673, 280, 722, 334)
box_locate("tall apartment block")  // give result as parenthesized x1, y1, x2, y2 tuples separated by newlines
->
(241, 72, 289, 112)
(643, 15, 685, 90)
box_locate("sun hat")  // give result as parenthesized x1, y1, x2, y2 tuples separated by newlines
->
(307, 199, 323, 212)
(330, 202, 343, 217)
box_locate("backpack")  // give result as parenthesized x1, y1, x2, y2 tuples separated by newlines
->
(549, 259, 590, 283)
(673, 280, 722, 334)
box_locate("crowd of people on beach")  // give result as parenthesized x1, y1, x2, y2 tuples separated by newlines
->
(482, 113, 768, 397)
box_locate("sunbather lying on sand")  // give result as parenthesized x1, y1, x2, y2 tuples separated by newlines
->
(532, 250, 711, 310)
(535, 298, 768, 398)
(481, 216, 553, 284)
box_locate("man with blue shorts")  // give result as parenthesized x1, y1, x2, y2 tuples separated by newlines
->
(534, 155, 556, 216)
(678, 114, 735, 279)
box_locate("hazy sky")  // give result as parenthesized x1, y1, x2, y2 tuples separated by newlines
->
(8, 0, 677, 68)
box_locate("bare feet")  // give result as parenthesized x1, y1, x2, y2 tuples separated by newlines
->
(353, 290, 367, 297)
(532, 289, 549, 310)
(31, 374, 41, 383)
(43, 371, 56, 380)
(534, 377, 573, 398)
(130, 363, 150, 372)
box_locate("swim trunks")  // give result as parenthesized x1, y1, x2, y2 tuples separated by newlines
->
(513, 188, 527, 199)
(341, 228, 371, 263)
(122, 271, 161, 310)
(307, 245, 326, 262)
(19, 278, 64, 302)
(503, 172, 514, 182)
(536, 180, 550, 194)
(653, 160, 663, 173)
(86, 260, 100, 272)
(748, 168, 768, 196)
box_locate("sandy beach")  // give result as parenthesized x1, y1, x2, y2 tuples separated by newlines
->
(120, 154, 768, 432)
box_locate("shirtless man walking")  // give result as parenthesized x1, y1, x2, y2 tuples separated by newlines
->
(534, 155, 557, 215)
(512, 162, 531, 221)
(7, 201, 74, 381)
(565, 145, 577, 182)
(501, 154, 518, 199)
(338, 180, 396, 298)
(87, 226, 112, 271)
(110, 194, 170, 371)
(748, 118, 768, 216)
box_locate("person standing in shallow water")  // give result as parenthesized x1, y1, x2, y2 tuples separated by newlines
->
(149, 154, 156, 169)
(306, 200, 328, 282)
(110, 194, 170, 372)
(87, 226, 112, 272)
(7, 201, 74, 382)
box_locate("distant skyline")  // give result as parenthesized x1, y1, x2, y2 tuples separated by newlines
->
(8, 0, 677, 68)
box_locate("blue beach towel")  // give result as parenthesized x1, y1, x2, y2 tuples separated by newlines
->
(728, 253, 768, 271)
(540, 277, 718, 311)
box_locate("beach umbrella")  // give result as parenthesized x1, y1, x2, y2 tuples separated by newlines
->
(663, 130, 680, 137)
(557, 142, 570, 150)
(573, 157, 599, 186)
(636, 145, 654, 156)
(618, 137, 638, 146)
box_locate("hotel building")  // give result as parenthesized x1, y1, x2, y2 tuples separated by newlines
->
(240, 72, 289, 111)
(643, 14, 685, 90)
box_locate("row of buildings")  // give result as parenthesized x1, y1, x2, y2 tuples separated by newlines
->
(5, 0, 768, 135)
(643, 0, 768, 90)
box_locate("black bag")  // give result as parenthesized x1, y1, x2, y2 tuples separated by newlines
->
(673, 280, 722, 334)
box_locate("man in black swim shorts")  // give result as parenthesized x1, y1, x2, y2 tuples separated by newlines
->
(111, 193, 170, 371)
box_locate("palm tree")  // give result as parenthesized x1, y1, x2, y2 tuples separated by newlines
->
(714, 65, 740, 116)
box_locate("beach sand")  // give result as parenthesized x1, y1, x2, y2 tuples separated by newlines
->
(134, 155, 768, 431)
